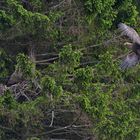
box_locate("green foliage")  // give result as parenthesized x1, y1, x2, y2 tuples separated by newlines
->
(84, 0, 116, 28)
(74, 67, 93, 91)
(41, 75, 63, 97)
(0, 90, 17, 109)
(1, 0, 140, 139)
(116, 0, 139, 25)
(59, 44, 82, 70)
(0, 0, 61, 41)
(44, 44, 82, 88)
(0, 91, 49, 139)
(0, 49, 12, 79)
(84, 0, 138, 32)
(0, 10, 16, 30)
(16, 53, 36, 79)
(75, 52, 140, 139)
(6, 0, 50, 36)
(96, 51, 122, 82)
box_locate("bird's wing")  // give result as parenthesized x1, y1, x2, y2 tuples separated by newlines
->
(120, 52, 140, 70)
(118, 23, 140, 44)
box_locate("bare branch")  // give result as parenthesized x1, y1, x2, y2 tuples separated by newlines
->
(49, 111, 55, 127)
(35, 57, 59, 63)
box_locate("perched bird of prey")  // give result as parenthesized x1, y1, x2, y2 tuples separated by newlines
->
(118, 23, 140, 69)
(7, 46, 35, 86)
(7, 69, 23, 86)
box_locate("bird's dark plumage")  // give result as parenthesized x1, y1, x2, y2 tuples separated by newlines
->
(7, 69, 23, 86)
(118, 23, 140, 69)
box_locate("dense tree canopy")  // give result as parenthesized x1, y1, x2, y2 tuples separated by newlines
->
(0, 0, 140, 139)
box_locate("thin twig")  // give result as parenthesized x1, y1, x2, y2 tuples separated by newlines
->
(27, 124, 90, 137)
(0, 125, 20, 136)
(50, 0, 66, 10)
(35, 57, 59, 63)
(80, 34, 123, 51)
(49, 111, 54, 127)
(36, 53, 58, 56)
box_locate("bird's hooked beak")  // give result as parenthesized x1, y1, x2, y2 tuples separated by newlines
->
(124, 42, 133, 49)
